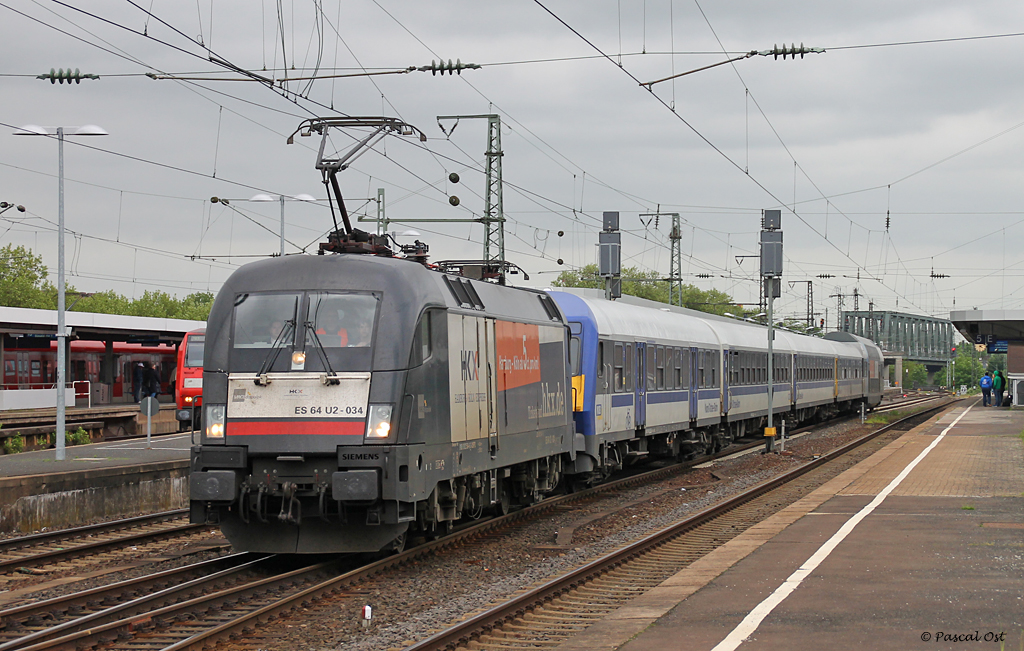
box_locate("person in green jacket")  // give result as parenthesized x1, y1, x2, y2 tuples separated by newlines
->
(993, 370, 1006, 407)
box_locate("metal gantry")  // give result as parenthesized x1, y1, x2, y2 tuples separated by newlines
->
(438, 114, 505, 265)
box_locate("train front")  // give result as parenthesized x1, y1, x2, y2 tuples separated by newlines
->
(189, 254, 433, 553)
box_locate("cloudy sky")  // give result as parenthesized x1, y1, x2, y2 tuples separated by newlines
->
(2, 0, 1023, 325)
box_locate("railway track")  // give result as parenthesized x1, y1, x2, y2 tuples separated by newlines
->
(404, 398, 957, 651)
(0, 397, 952, 651)
(0, 510, 211, 573)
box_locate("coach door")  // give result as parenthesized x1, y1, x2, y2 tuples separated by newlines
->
(485, 318, 498, 457)
(635, 342, 647, 430)
(721, 348, 731, 417)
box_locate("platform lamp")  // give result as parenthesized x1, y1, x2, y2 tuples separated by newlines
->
(13, 124, 108, 461)
(249, 193, 317, 256)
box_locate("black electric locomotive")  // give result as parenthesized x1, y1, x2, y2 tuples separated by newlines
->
(189, 252, 576, 553)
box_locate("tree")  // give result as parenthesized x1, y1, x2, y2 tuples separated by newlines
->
(0, 247, 215, 320)
(552, 264, 739, 316)
(953, 347, 984, 390)
(904, 361, 928, 389)
(0, 244, 58, 309)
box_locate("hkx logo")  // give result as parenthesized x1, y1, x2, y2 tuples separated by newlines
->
(461, 350, 479, 381)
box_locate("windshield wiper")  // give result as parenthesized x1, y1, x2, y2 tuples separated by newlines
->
(255, 319, 296, 384)
(304, 321, 340, 384)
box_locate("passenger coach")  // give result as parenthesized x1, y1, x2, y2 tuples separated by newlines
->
(548, 289, 883, 469)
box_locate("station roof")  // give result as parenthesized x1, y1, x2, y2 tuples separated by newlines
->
(0, 306, 205, 344)
(949, 309, 1024, 345)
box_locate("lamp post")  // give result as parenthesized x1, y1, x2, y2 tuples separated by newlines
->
(249, 193, 316, 256)
(14, 124, 108, 461)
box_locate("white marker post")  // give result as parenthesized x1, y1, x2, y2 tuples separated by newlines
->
(140, 396, 159, 449)
(361, 605, 372, 629)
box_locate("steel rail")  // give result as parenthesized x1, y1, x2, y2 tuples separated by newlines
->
(0, 522, 211, 572)
(11, 558, 351, 651)
(403, 398, 958, 651)
(0, 509, 188, 554)
(0, 554, 263, 651)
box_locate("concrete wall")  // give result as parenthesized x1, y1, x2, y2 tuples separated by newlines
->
(0, 460, 189, 533)
(0, 388, 77, 411)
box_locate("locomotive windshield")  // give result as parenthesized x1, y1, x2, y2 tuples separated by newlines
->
(232, 293, 299, 348)
(228, 291, 378, 373)
(184, 336, 205, 367)
(307, 293, 378, 348)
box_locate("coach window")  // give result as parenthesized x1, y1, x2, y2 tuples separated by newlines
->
(597, 342, 606, 380)
(647, 345, 657, 391)
(684, 348, 692, 388)
(569, 335, 581, 376)
(613, 343, 624, 392)
(710, 351, 718, 387)
(625, 344, 634, 391)
(656, 346, 666, 390)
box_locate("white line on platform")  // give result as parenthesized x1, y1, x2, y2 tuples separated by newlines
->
(710, 402, 975, 651)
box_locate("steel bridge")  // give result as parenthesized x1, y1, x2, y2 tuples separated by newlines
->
(841, 310, 955, 366)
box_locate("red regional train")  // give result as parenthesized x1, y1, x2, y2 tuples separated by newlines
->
(1, 335, 176, 402)
(175, 329, 205, 430)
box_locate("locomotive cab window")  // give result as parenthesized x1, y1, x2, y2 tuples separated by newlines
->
(233, 292, 299, 348)
(409, 311, 434, 367)
(308, 293, 378, 348)
(185, 336, 205, 367)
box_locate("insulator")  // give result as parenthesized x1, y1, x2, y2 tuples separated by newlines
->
(557, 258, 564, 265)
(557, 230, 564, 237)
(448, 195, 460, 206)
(37, 67, 100, 84)
(449, 172, 460, 184)
(419, 59, 481, 76)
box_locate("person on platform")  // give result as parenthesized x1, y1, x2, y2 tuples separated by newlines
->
(993, 370, 1007, 408)
(979, 371, 993, 407)
(132, 362, 145, 402)
(143, 363, 160, 399)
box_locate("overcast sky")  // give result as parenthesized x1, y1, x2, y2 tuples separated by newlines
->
(2, 0, 1024, 326)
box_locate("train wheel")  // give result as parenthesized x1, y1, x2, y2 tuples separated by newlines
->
(497, 483, 511, 515)
(387, 531, 407, 554)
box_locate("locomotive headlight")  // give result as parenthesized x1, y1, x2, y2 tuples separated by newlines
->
(365, 404, 394, 439)
(291, 351, 306, 370)
(205, 404, 226, 440)
(184, 395, 193, 404)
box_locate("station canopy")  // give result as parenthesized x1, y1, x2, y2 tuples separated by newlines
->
(0, 306, 205, 345)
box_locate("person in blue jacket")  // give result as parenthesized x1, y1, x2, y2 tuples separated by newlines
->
(979, 371, 993, 406)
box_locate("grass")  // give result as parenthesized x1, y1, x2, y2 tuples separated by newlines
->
(962, 504, 976, 510)
(865, 410, 908, 425)
(2, 433, 24, 455)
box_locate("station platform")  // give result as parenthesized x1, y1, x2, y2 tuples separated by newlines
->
(0, 432, 191, 534)
(559, 400, 1024, 651)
